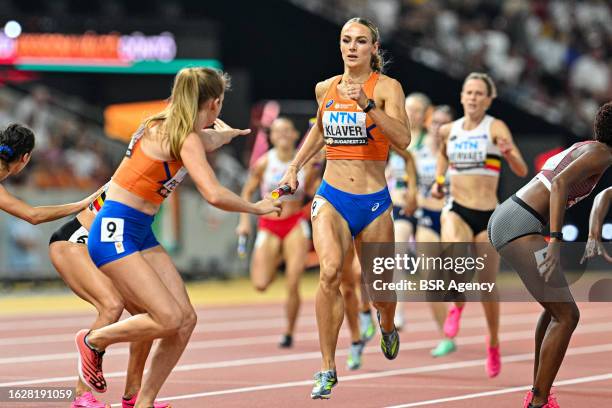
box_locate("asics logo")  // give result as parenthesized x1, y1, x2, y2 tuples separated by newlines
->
(371, 203, 380, 212)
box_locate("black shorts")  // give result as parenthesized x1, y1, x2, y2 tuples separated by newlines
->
(446, 199, 495, 236)
(49, 217, 89, 245)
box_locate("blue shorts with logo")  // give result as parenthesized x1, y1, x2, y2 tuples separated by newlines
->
(88, 200, 160, 268)
(315, 180, 392, 237)
(417, 207, 442, 235)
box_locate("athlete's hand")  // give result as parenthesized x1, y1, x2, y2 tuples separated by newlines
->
(253, 198, 282, 216)
(80, 185, 106, 210)
(200, 119, 251, 152)
(236, 220, 251, 237)
(430, 182, 445, 199)
(344, 78, 369, 109)
(581, 237, 612, 264)
(214, 118, 251, 139)
(404, 190, 418, 216)
(279, 165, 299, 193)
(538, 241, 561, 282)
(496, 137, 513, 156)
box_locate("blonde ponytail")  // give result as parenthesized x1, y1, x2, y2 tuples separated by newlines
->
(144, 67, 230, 160)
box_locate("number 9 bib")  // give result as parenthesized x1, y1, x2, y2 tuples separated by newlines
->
(101, 218, 124, 242)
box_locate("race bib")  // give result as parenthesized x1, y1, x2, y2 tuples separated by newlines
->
(322, 111, 368, 146)
(447, 135, 488, 169)
(100, 217, 124, 243)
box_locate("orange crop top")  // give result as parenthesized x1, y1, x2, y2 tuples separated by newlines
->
(113, 126, 187, 205)
(320, 72, 390, 161)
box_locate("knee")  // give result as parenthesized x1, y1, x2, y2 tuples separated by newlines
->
(253, 281, 269, 292)
(156, 306, 184, 335)
(340, 281, 356, 298)
(566, 305, 580, 329)
(178, 308, 198, 336)
(319, 259, 342, 292)
(98, 297, 125, 323)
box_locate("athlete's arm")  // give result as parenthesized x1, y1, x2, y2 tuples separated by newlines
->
(0, 184, 93, 225)
(280, 81, 329, 191)
(364, 78, 411, 150)
(236, 156, 267, 236)
(588, 187, 612, 241)
(391, 146, 418, 214)
(199, 119, 251, 152)
(493, 119, 528, 177)
(181, 132, 281, 215)
(431, 123, 451, 198)
(581, 187, 612, 263)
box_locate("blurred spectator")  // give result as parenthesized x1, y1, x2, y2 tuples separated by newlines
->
(14, 86, 52, 149)
(6, 217, 42, 276)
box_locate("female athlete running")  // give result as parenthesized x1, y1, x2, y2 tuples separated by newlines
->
(432, 72, 528, 377)
(75, 67, 280, 408)
(279, 17, 411, 399)
(488, 102, 612, 407)
(52, 120, 248, 408)
(236, 117, 311, 348)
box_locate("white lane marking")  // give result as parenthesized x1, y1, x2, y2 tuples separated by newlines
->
(386, 373, 612, 407)
(1, 321, 611, 387)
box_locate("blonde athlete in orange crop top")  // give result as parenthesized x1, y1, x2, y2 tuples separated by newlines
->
(279, 18, 411, 399)
(76, 67, 281, 408)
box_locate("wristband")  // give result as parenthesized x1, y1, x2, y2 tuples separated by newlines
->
(435, 175, 446, 185)
(549, 232, 563, 240)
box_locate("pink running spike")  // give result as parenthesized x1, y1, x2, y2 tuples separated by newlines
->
(122, 391, 170, 408)
(71, 391, 109, 408)
(443, 305, 464, 338)
(486, 344, 501, 378)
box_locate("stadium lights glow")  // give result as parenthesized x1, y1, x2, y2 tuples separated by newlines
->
(562, 225, 579, 242)
(3, 20, 21, 39)
(602, 223, 612, 241)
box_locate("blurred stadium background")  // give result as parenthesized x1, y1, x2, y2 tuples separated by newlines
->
(0, 0, 610, 285)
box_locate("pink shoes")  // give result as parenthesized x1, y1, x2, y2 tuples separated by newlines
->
(71, 392, 109, 408)
(443, 305, 464, 338)
(486, 344, 501, 378)
(524, 389, 559, 408)
(122, 391, 171, 408)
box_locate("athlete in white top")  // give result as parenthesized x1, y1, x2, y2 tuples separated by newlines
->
(237, 117, 312, 348)
(432, 72, 528, 378)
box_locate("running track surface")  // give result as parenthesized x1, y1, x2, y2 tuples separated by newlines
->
(0, 285, 611, 407)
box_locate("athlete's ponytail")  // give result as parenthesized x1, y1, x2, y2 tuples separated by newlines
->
(594, 101, 612, 147)
(145, 67, 230, 160)
(344, 17, 387, 73)
(0, 123, 35, 171)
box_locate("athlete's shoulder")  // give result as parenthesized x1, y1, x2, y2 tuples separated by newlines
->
(376, 74, 403, 92)
(439, 122, 453, 139)
(253, 152, 270, 174)
(315, 76, 340, 101)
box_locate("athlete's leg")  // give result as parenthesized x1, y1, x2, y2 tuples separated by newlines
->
(281, 221, 308, 338)
(134, 246, 198, 407)
(250, 229, 282, 291)
(50, 241, 124, 398)
(312, 200, 353, 371)
(340, 245, 360, 344)
(416, 226, 447, 332)
(356, 207, 396, 333)
(475, 230, 500, 348)
(393, 219, 415, 330)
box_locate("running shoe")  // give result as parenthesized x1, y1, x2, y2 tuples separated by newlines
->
(377, 311, 400, 360)
(486, 344, 501, 378)
(527, 393, 560, 408)
(122, 391, 170, 408)
(346, 341, 365, 370)
(523, 389, 534, 408)
(75, 329, 106, 393)
(310, 370, 338, 399)
(443, 305, 464, 338)
(359, 310, 376, 343)
(279, 334, 293, 348)
(430, 339, 456, 357)
(71, 392, 109, 408)
(394, 305, 405, 331)
(525, 389, 557, 408)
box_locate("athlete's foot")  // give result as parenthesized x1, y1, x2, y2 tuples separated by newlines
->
(310, 370, 338, 399)
(443, 305, 464, 338)
(377, 311, 400, 360)
(122, 391, 170, 408)
(430, 339, 456, 357)
(71, 391, 109, 408)
(486, 344, 501, 378)
(346, 340, 365, 370)
(359, 310, 376, 343)
(279, 334, 293, 348)
(75, 330, 106, 393)
(526, 389, 558, 408)
(523, 389, 534, 408)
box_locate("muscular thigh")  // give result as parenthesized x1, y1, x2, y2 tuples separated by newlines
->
(50, 241, 122, 306)
(142, 246, 193, 313)
(311, 197, 352, 272)
(441, 210, 473, 242)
